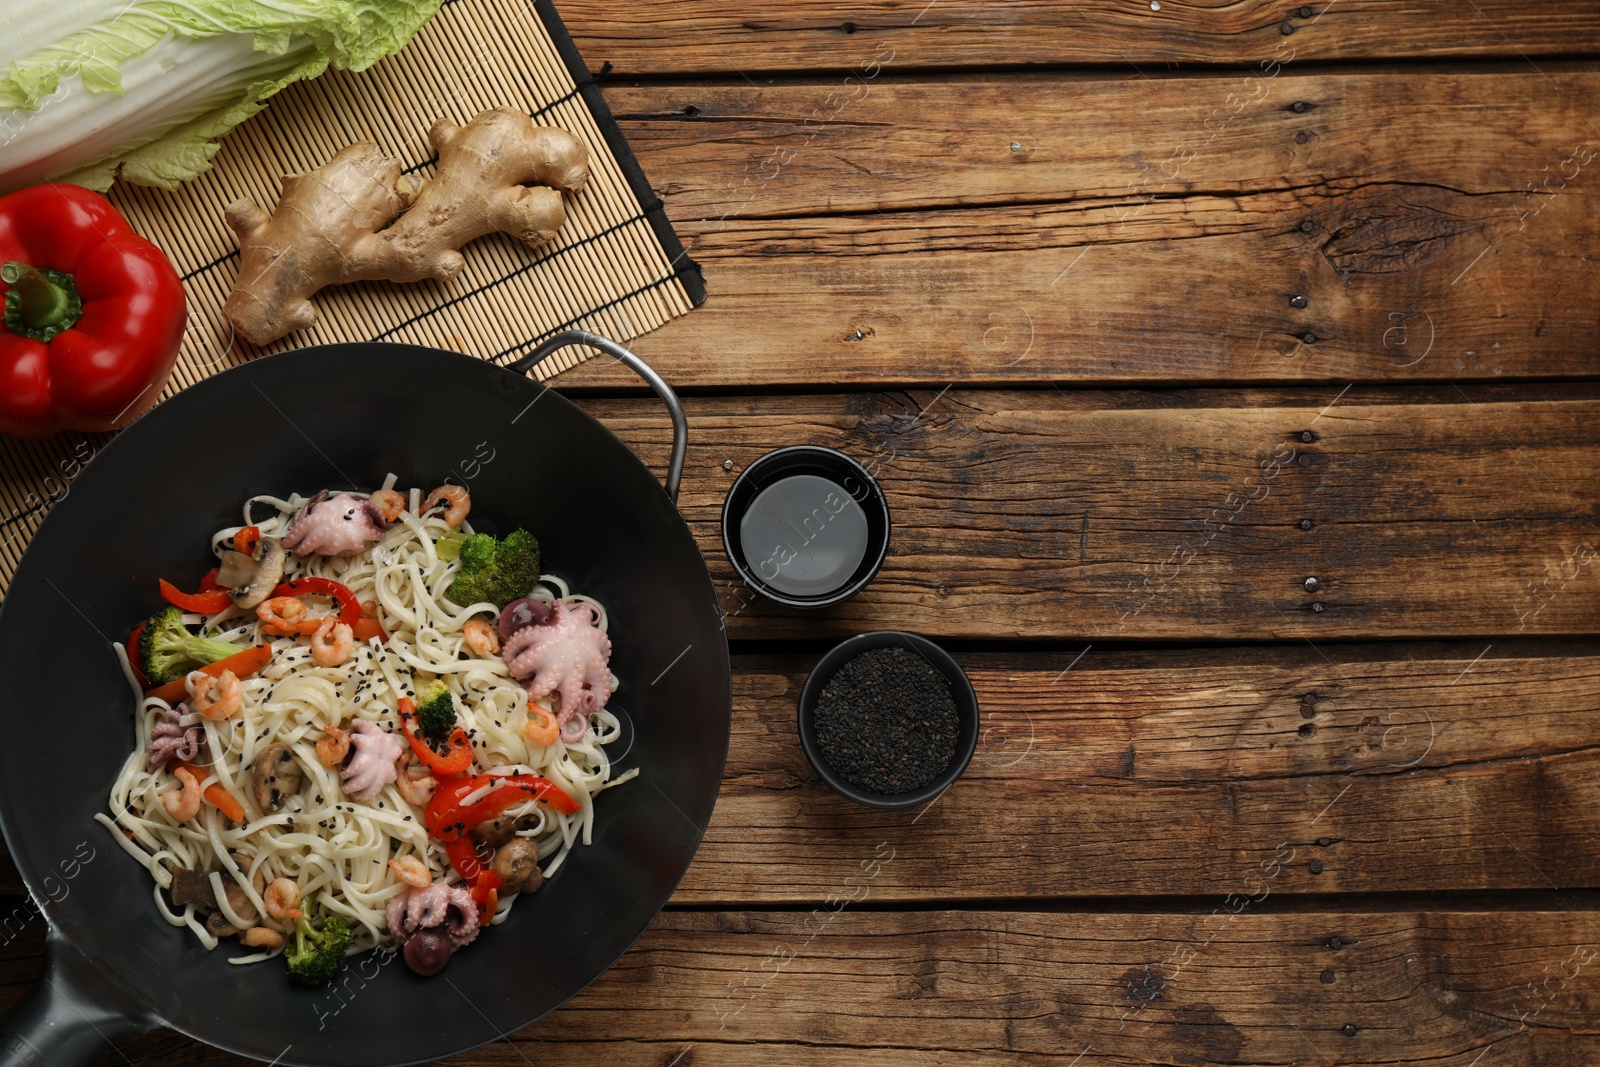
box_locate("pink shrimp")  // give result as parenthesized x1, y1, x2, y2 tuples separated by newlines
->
(192, 670, 242, 721)
(462, 617, 500, 657)
(388, 855, 433, 889)
(256, 596, 311, 636)
(310, 616, 353, 667)
(423, 485, 471, 529)
(369, 488, 407, 522)
(263, 878, 303, 920)
(240, 927, 284, 949)
(395, 752, 437, 807)
(162, 765, 202, 822)
(316, 725, 350, 767)
(523, 701, 559, 748)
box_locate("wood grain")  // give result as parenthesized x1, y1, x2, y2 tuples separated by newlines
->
(6, 908, 1595, 1065)
(553, 70, 1600, 389)
(1, 643, 1595, 901)
(677, 645, 1600, 902)
(561, 0, 1600, 74)
(582, 386, 1600, 641)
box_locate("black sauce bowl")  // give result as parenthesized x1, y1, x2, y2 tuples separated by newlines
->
(797, 631, 980, 810)
(722, 445, 891, 609)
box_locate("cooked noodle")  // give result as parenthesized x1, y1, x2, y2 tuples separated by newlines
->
(98, 484, 635, 963)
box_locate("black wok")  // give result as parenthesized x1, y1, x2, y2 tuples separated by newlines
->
(0, 335, 732, 1066)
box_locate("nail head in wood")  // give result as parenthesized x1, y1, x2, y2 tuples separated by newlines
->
(1304, 576, 1319, 590)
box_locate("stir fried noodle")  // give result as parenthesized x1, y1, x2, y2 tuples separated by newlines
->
(98, 479, 632, 966)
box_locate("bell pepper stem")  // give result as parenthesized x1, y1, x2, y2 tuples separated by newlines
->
(1, 261, 74, 330)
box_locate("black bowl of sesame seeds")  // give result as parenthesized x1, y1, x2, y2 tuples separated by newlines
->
(798, 631, 979, 809)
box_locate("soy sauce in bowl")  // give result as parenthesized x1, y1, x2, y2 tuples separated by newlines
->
(722, 446, 891, 609)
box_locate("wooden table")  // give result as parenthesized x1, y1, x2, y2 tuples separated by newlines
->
(6, 3, 1599, 1064)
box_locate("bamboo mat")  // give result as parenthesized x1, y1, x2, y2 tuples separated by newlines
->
(0, 0, 704, 596)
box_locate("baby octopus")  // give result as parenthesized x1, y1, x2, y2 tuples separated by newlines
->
(341, 720, 403, 800)
(147, 706, 202, 772)
(282, 490, 388, 557)
(501, 600, 612, 743)
(386, 882, 480, 976)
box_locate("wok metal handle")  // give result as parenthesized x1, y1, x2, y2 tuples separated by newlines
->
(0, 929, 151, 1067)
(512, 331, 687, 502)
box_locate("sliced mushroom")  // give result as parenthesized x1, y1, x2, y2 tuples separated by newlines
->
(472, 811, 540, 848)
(206, 879, 261, 938)
(226, 537, 286, 610)
(169, 869, 217, 909)
(205, 910, 240, 937)
(251, 742, 303, 813)
(492, 839, 542, 895)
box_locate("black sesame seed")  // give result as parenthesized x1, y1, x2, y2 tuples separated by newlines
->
(812, 647, 959, 796)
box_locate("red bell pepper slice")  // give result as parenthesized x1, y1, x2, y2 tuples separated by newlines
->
(159, 577, 232, 614)
(0, 184, 186, 438)
(352, 617, 387, 642)
(443, 836, 487, 882)
(470, 872, 502, 922)
(270, 577, 360, 628)
(197, 567, 224, 594)
(397, 697, 473, 776)
(424, 772, 580, 843)
(127, 621, 151, 690)
(232, 526, 260, 556)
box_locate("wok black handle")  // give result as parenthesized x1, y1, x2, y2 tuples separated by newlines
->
(511, 331, 688, 502)
(0, 929, 151, 1067)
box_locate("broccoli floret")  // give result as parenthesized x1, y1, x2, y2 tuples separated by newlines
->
(414, 680, 457, 741)
(285, 894, 353, 986)
(138, 605, 248, 685)
(445, 528, 540, 610)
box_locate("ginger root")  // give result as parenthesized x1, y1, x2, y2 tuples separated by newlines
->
(223, 108, 589, 347)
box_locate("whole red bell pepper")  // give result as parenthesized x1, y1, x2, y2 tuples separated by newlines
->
(0, 184, 185, 438)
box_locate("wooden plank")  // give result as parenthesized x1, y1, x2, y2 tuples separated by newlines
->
(2, 908, 1595, 1064)
(602, 72, 1600, 222)
(562, 1, 1600, 74)
(555, 70, 1600, 390)
(675, 645, 1600, 902)
(4, 644, 1595, 903)
(583, 386, 1600, 641)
